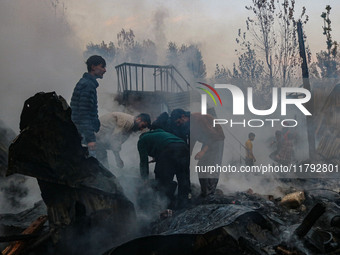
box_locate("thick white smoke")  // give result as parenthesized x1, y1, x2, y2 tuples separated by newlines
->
(0, 0, 83, 133)
(0, 0, 83, 213)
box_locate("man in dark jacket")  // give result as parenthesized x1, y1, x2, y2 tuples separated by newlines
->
(171, 109, 225, 197)
(151, 111, 189, 144)
(71, 55, 106, 157)
(138, 129, 190, 209)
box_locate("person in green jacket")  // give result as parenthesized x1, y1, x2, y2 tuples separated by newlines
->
(137, 129, 190, 209)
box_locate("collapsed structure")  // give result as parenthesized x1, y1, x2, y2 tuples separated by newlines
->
(99, 178, 340, 255)
(4, 92, 136, 254)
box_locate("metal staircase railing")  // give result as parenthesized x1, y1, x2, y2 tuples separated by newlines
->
(115, 63, 192, 93)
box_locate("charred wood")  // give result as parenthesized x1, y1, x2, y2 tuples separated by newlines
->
(294, 202, 326, 238)
(0, 234, 39, 243)
(1, 215, 47, 255)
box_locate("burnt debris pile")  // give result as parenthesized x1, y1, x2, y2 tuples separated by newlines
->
(0, 92, 339, 255)
(2, 179, 340, 254)
(2, 92, 136, 254)
(105, 180, 340, 255)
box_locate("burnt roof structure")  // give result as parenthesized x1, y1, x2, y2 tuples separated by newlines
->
(114, 63, 200, 119)
(5, 92, 136, 254)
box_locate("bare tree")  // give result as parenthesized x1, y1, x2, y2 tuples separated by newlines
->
(277, 0, 307, 86)
(235, 0, 308, 87)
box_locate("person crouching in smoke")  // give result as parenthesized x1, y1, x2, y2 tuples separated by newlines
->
(137, 128, 191, 209)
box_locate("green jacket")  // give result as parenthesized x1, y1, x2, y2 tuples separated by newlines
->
(137, 129, 185, 179)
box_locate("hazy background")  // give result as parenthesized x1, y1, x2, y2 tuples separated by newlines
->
(0, 0, 338, 213)
(1, 0, 339, 132)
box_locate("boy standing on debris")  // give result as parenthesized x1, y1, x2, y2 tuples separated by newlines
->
(96, 112, 151, 169)
(245, 132, 256, 166)
(70, 55, 106, 157)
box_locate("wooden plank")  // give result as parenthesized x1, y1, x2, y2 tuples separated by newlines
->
(2, 215, 47, 255)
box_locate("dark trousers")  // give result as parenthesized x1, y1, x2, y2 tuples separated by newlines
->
(245, 158, 254, 166)
(197, 140, 224, 196)
(154, 143, 190, 207)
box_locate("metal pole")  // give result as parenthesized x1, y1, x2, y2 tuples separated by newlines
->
(160, 68, 163, 92)
(297, 20, 316, 159)
(142, 67, 144, 91)
(135, 66, 138, 91)
(116, 68, 120, 92)
(124, 65, 127, 90)
(154, 68, 156, 91)
(129, 65, 132, 91)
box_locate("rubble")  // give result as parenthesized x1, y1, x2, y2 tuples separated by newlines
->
(280, 191, 306, 209)
(2, 172, 340, 254)
(102, 178, 340, 255)
(294, 202, 326, 238)
(2, 215, 47, 255)
(0, 200, 47, 252)
(4, 92, 136, 254)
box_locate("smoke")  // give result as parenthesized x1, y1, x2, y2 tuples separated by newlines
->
(105, 130, 170, 223)
(0, 0, 326, 235)
(0, 0, 83, 214)
(0, 176, 41, 214)
(0, 0, 83, 133)
(0, 120, 42, 214)
(151, 8, 169, 63)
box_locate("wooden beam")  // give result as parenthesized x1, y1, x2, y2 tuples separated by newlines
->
(294, 202, 326, 238)
(2, 215, 47, 255)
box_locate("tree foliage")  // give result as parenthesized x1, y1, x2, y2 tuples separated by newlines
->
(167, 42, 207, 79)
(84, 41, 116, 63)
(311, 5, 338, 78)
(84, 29, 158, 65)
(84, 29, 207, 81)
(216, 0, 308, 89)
